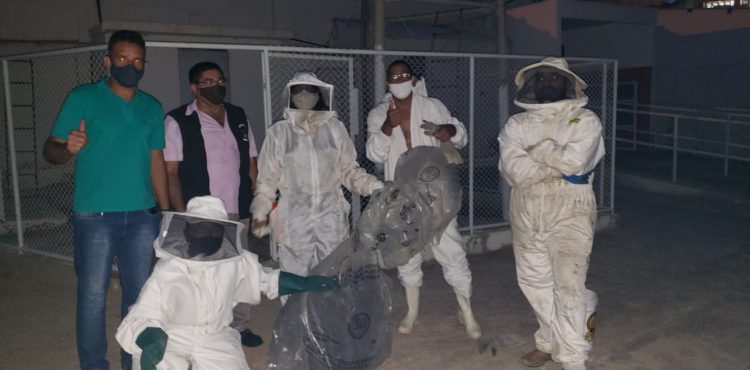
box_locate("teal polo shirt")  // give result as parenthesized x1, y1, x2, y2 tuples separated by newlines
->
(52, 78, 165, 212)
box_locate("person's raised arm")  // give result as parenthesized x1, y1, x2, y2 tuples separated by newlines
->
(44, 119, 87, 164)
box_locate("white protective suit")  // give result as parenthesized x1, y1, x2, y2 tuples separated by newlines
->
(251, 72, 382, 277)
(366, 79, 480, 340)
(365, 81, 472, 297)
(116, 197, 280, 370)
(498, 57, 605, 367)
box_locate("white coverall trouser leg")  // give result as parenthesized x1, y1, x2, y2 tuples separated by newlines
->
(230, 217, 253, 331)
(511, 180, 596, 365)
(133, 328, 249, 370)
(277, 239, 341, 305)
(397, 218, 472, 298)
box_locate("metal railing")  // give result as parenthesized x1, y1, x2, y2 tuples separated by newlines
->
(616, 104, 750, 182)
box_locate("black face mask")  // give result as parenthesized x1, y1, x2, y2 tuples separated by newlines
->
(200, 85, 226, 105)
(110, 64, 144, 88)
(187, 236, 223, 257)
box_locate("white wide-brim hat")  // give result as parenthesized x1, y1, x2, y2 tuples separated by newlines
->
(514, 56, 588, 90)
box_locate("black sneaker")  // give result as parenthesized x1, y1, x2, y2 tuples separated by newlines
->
(240, 328, 264, 347)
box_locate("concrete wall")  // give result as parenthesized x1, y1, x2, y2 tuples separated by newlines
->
(0, 0, 362, 56)
(0, 0, 97, 44)
(559, 0, 656, 24)
(0, 0, 501, 56)
(651, 27, 750, 109)
(658, 8, 750, 36)
(564, 23, 655, 68)
(507, 0, 561, 56)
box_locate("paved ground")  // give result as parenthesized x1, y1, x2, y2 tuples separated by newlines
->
(2, 146, 749, 370)
(2, 181, 749, 370)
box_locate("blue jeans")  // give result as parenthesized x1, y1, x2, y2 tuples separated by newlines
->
(73, 208, 160, 370)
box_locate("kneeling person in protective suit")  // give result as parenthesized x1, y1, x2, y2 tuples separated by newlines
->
(116, 196, 338, 370)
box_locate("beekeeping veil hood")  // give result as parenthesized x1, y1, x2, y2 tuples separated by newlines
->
(515, 57, 588, 104)
(282, 71, 337, 132)
(157, 196, 245, 263)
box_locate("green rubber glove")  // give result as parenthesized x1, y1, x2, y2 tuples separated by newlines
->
(278, 271, 340, 296)
(136, 327, 168, 370)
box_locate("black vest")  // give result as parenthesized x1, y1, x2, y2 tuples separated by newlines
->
(167, 102, 252, 219)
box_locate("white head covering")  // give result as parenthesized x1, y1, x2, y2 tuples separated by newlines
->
(158, 196, 245, 262)
(514, 57, 588, 104)
(284, 71, 334, 111)
(184, 196, 229, 223)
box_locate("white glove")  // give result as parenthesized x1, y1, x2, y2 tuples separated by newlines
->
(421, 120, 463, 164)
(251, 218, 271, 238)
(369, 181, 385, 196)
(420, 121, 438, 136)
(250, 195, 274, 238)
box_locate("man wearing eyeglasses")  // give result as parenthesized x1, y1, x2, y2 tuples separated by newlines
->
(365, 60, 481, 341)
(43, 30, 169, 370)
(163, 61, 263, 348)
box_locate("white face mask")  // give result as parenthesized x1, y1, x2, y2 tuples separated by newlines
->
(389, 80, 414, 100)
(291, 90, 320, 110)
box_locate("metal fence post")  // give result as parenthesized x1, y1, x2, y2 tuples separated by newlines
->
(672, 116, 679, 183)
(2, 59, 25, 251)
(632, 110, 638, 152)
(468, 57, 475, 235)
(611, 60, 618, 214)
(724, 122, 730, 177)
(260, 49, 277, 261)
(599, 61, 608, 206)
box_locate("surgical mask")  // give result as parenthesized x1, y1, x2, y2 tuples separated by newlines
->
(291, 90, 319, 110)
(200, 85, 226, 105)
(110, 64, 144, 88)
(388, 80, 413, 100)
(188, 236, 224, 257)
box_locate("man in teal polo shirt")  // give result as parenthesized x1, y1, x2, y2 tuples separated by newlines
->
(43, 30, 169, 370)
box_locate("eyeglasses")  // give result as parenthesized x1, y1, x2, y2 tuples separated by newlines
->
(388, 72, 412, 82)
(195, 78, 227, 88)
(109, 55, 146, 69)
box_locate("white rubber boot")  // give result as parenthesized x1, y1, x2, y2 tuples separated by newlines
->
(563, 362, 586, 370)
(455, 291, 482, 339)
(398, 286, 420, 334)
(583, 289, 598, 353)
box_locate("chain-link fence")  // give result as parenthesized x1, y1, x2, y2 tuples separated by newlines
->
(2, 49, 108, 260)
(1, 44, 616, 261)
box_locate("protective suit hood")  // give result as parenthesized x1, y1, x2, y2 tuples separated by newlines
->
(515, 95, 589, 117)
(514, 57, 588, 105)
(156, 196, 245, 269)
(283, 71, 336, 130)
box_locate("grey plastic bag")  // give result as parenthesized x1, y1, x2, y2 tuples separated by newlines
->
(369, 146, 462, 269)
(267, 146, 461, 370)
(267, 233, 393, 370)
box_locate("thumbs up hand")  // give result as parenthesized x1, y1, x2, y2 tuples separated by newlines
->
(66, 119, 87, 155)
(386, 99, 402, 128)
